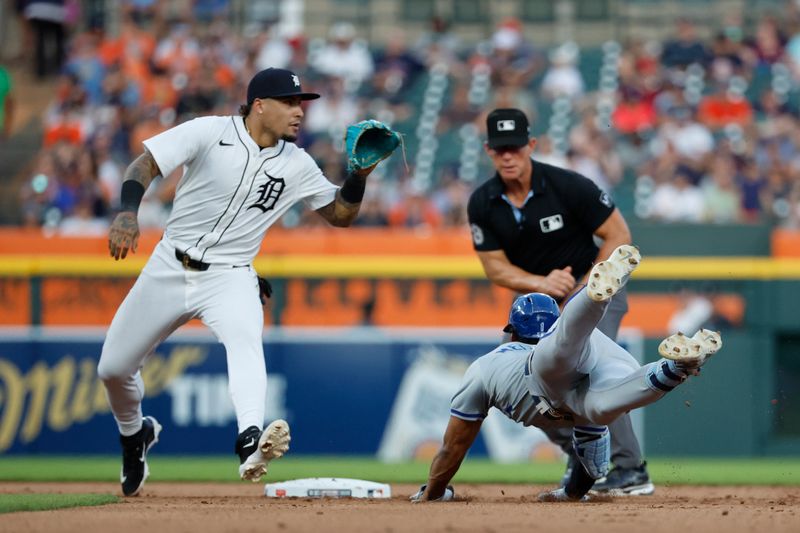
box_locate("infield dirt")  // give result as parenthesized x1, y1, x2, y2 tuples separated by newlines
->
(0, 482, 797, 533)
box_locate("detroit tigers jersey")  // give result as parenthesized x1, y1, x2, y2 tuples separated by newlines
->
(450, 342, 573, 429)
(143, 115, 338, 265)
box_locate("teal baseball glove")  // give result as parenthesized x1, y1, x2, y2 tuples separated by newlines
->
(344, 119, 402, 172)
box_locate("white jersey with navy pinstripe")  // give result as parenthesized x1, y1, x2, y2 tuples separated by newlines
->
(144, 115, 338, 265)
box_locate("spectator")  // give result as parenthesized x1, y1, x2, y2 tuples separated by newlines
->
(650, 170, 705, 223)
(709, 28, 746, 80)
(612, 86, 657, 136)
(254, 24, 293, 70)
(388, 183, 442, 228)
(531, 134, 568, 168)
(660, 18, 711, 70)
(569, 110, 623, 193)
(760, 168, 793, 223)
(651, 104, 714, 180)
(371, 30, 425, 102)
(486, 17, 542, 90)
(153, 23, 200, 77)
(63, 33, 107, 105)
(0, 64, 15, 141)
(304, 77, 360, 141)
(310, 22, 374, 89)
(122, 0, 161, 27)
(540, 41, 585, 101)
(175, 67, 223, 121)
(738, 158, 766, 222)
(701, 155, 742, 223)
(352, 192, 389, 227)
(192, 0, 230, 24)
(743, 16, 786, 67)
(413, 15, 462, 67)
(697, 84, 753, 130)
(25, 0, 68, 79)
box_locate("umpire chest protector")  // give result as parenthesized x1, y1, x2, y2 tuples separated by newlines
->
(467, 159, 614, 281)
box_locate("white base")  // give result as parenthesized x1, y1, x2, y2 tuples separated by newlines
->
(264, 477, 391, 499)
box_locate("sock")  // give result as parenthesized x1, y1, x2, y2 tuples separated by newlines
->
(646, 359, 688, 393)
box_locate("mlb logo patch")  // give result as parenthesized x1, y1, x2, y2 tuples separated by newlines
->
(539, 214, 564, 233)
(496, 119, 516, 131)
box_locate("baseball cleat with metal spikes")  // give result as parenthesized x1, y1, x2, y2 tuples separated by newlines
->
(658, 329, 722, 370)
(238, 419, 291, 482)
(587, 245, 641, 302)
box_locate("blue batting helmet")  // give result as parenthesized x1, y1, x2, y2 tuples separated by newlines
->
(502, 293, 560, 340)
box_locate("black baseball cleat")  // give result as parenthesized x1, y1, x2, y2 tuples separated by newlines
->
(235, 425, 262, 464)
(236, 420, 291, 482)
(591, 461, 654, 496)
(120, 416, 162, 497)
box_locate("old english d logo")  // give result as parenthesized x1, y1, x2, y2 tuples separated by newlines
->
(539, 214, 564, 233)
(248, 173, 285, 213)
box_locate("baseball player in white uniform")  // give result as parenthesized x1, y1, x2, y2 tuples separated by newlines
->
(97, 68, 384, 497)
(412, 244, 723, 502)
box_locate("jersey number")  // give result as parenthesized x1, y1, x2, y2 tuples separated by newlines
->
(248, 174, 285, 213)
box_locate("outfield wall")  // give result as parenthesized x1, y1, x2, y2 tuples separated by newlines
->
(0, 326, 783, 458)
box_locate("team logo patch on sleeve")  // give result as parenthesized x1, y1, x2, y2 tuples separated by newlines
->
(599, 191, 614, 208)
(470, 224, 485, 245)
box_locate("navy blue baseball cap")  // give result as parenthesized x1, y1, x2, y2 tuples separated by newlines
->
(486, 108, 531, 149)
(247, 68, 320, 104)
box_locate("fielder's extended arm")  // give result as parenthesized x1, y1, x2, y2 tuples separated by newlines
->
(108, 150, 162, 260)
(420, 416, 482, 501)
(315, 165, 377, 227)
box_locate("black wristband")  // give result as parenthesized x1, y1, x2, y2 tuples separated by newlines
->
(339, 172, 366, 204)
(120, 180, 145, 213)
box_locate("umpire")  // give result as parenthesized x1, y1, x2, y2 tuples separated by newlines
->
(466, 108, 653, 495)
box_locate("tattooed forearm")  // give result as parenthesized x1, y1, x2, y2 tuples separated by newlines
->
(316, 192, 363, 227)
(123, 150, 162, 190)
(315, 170, 370, 227)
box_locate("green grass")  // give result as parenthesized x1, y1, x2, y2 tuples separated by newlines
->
(0, 493, 119, 514)
(0, 456, 797, 486)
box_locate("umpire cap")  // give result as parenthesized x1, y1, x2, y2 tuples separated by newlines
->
(486, 108, 530, 149)
(247, 68, 320, 104)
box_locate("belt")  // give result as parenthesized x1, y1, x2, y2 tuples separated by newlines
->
(175, 249, 210, 271)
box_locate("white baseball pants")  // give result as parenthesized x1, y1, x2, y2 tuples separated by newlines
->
(97, 238, 267, 436)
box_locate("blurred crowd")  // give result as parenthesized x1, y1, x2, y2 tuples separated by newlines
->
(8, 0, 800, 233)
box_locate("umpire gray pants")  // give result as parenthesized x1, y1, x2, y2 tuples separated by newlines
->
(545, 288, 642, 468)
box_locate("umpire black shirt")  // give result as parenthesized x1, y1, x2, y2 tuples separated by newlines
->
(467, 159, 615, 282)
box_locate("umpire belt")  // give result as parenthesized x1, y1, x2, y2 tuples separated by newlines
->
(175, 249, 210, 271)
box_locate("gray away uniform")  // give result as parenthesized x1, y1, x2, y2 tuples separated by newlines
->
(451, 289, 672, 433)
